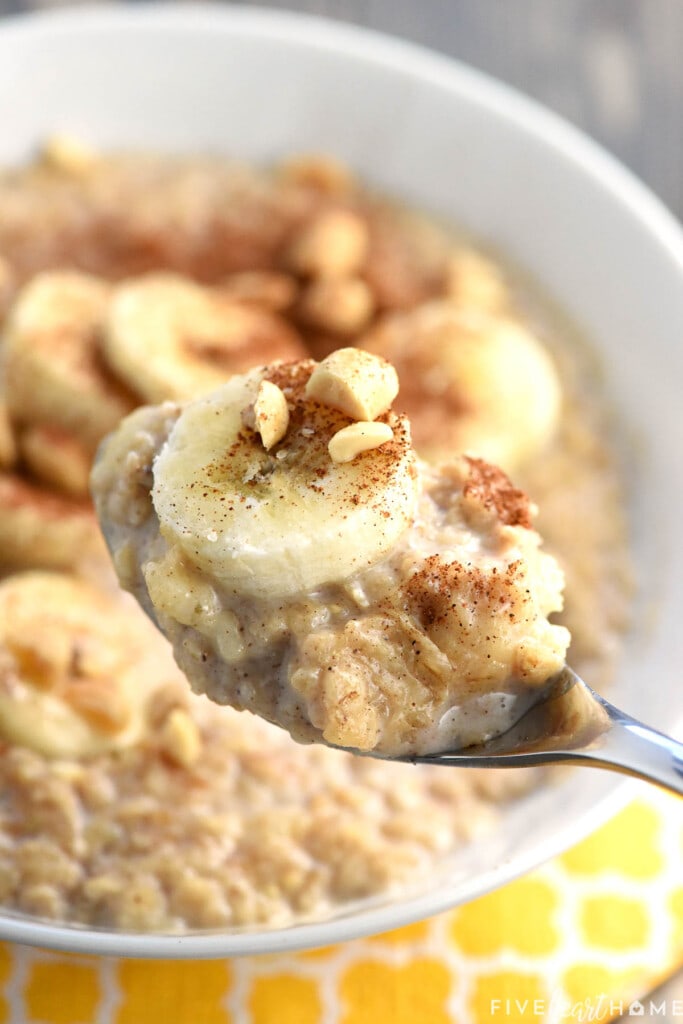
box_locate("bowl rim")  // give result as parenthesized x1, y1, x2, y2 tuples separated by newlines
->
(1, 1, 682, 959)
(0, 1, 680, 272)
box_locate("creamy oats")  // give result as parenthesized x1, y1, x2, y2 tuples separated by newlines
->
(0, 146, 630, 931)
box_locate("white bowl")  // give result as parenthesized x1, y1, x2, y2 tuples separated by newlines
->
(1, 4, 682, 959)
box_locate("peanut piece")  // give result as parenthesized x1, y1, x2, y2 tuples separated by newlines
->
(286, 210, 369, 278)
(41, 134, 99, 175)
(328, 421, 394, 463)
(63, 677, 131, 734)
(299, 277, 375, 335)
(279, 154, 355, 195)
(305, 348, 398, 421)
(159, 708, 202, 767)
(218, 271, 297, 312)
(446, 249, 507, 312)
(251, 380, 290, 450)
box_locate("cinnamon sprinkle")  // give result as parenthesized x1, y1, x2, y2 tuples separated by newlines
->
(404, 554, 523, 630)
(462, 456, 532, 528)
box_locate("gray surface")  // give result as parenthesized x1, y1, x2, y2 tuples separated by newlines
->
(0, 0, 681, 1015)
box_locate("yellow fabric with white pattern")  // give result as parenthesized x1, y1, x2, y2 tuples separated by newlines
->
(1, 788, 681, 1024)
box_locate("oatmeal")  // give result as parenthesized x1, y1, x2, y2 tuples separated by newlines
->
(92, 351, 570, 756)
(0, 145, 630, 930)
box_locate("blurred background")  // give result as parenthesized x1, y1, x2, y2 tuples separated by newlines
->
(0, 0, 681, 220)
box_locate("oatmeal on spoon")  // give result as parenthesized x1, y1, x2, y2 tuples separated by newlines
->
(92, 348, 570, 757)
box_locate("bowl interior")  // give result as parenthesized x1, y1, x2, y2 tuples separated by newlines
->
(0, 4, 682, 957)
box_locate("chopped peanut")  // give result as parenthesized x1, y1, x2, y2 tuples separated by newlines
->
(278, 154, 355, 195)
(285, 209, 369, 278)
(252, 380, 290, 450)
(305, 348, 399, 421)
(159, 708, 202, 767)
(328, 421, 394, 463)
(447, 248, 508, 312)
(63, 677, 132, 735)
(41, 135, 99, 176)
(218, 271, 297, 312)
(299, 277, 375, 335)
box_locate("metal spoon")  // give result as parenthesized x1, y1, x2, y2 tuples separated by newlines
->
(394, 667, 683, 796)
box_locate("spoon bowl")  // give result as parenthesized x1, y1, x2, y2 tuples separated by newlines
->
(392, 667, 683, 796)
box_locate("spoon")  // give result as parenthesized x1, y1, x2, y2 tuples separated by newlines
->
(393, 667, 683, 796)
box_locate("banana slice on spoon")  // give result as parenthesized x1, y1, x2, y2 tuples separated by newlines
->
(92, 350, 569, 757)
(149, 353, 414, 597)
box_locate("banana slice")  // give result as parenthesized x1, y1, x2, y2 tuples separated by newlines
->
(94, 359, 418, 599)
(0, 572, 185, 758)
(103, 273, 308, 403)
(2, 271, 136, 447)
(361, 301, 561, 471)
(0, 471, 105, 572)
(18, 423, 92, 498)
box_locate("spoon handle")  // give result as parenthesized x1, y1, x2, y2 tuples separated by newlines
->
(569, 696, 683, 795)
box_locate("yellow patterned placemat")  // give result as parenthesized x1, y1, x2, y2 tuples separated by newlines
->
(0, 787, 681, 1024)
